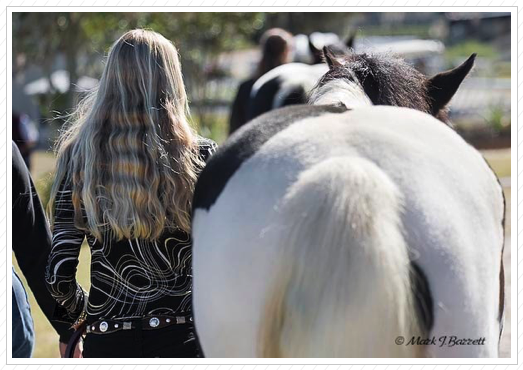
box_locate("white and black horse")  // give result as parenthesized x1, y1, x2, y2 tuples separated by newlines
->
(193, 49, 505, 357)
(246, 34, 355, 121)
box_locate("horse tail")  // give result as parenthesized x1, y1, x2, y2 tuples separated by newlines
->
(259, 156, 423, 358)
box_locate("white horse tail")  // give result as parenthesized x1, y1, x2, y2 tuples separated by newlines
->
(259, 156, 424, 358)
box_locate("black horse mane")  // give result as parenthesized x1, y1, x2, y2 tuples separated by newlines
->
(317, 52, 439, 120)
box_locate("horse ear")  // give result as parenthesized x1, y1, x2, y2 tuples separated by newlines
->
(427, 53, 476, 115)
(323, 47, 343, 69)
(345, 32, 356, 49)
(308, 38, 324, 64)
(308, 38, 320, 55)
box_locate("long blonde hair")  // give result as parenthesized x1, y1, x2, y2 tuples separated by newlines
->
(49, 29, 203, 241)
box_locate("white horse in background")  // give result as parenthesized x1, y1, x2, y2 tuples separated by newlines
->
(246, 33, 354, 121)
(192, 49, 505, 358)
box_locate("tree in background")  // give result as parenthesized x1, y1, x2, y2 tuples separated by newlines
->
(263, 12, 353, 36)
(13, 12, 264, 131)
(13, 13, 134, 120)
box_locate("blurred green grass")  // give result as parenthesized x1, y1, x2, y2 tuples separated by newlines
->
(192, 112, 229, 145)
(445, 40, 498, 60)
(15, 145, 511, 358)
(482, 148, 511, 178)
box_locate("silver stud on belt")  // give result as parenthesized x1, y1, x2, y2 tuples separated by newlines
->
(99, 321, 108, 333)
(149, 317, 160, 328)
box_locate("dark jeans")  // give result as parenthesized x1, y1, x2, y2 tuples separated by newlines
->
(83, 320, 199, 358)
(12, 269, 35, 358)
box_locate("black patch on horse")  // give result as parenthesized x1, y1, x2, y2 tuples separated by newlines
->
(410, 261, 434, 334)
(281, 86, 307, 107)
(248, 79, 310, 122)
(193, 104, 349, 211)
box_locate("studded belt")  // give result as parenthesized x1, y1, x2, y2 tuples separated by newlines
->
(85, 314, 193, 335)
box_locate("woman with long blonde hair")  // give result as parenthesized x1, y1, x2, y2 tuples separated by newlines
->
(45, 29, 216, 358)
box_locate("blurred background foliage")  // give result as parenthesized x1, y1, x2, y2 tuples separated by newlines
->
(13, 12, 511, 144)
(13, 12, 264, 126)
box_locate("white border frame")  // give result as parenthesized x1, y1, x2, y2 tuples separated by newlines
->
(6, 6, 518, 365)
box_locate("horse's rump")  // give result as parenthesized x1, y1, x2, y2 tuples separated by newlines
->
(193, 105, 504, 358)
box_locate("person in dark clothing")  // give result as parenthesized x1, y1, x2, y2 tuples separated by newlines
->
(229, 78, 257, 135)
(12, 112, 38, 170)
(12, 142, 75, 357)
(228, 28, 293, 135)
(45, 29, 217, 358)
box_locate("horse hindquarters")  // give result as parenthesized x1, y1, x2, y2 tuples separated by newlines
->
(260, 156, 424, 358)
